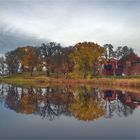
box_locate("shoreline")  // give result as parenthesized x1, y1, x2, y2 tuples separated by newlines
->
(1, 75, 140, 94)
(1, 75, 140, 89)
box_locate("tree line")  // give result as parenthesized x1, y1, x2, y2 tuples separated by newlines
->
(0, 41, 137, 78)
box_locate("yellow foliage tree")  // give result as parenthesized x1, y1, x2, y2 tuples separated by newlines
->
(70, 42, 105, 78)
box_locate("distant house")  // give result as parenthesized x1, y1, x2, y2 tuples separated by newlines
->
(99, 58, 122, 76)
(98, 56, 140, 76)
(123, 57, 140, 76)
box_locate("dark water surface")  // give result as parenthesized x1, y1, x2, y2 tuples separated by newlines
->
(0, 84, 140, 139)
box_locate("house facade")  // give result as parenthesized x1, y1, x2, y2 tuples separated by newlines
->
(99, 58, 122, 76)
(124, 57, 140, 75)
(98, 57, 140, 76)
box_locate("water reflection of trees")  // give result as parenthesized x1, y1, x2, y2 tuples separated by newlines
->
(69, 87, 105, 121)
(0, 84, 140, 121)
(3, 85, 74, 120)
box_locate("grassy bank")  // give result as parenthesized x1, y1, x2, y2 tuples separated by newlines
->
(36, 76, 140, 89)
(1, 72, 140, 89)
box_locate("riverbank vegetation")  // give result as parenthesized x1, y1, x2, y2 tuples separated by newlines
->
(1, 72, 140, 90)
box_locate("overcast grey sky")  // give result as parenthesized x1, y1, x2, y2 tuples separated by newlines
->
(0, 0, 140, 54)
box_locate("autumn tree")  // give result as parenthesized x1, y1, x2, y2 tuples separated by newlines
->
(60, 47, 74, 78)
(17, 46, 41, 76)
(70, 42, 105, 78)
(40, 42, 61, 76)
(49, 46, 62, 77)
(5, 50, 20, 76)
(51, 46, 74, 78)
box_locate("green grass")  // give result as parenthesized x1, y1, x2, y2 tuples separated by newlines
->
(2, 72, 36, 86)
(3, 71, 140, 80)
(1, 72, 140, 88)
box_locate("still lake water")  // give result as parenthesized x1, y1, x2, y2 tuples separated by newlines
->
(0, 84, 140, 139)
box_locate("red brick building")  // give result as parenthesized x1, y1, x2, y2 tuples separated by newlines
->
(99, 56, 140, 76)
(100, 58, 122, 76)
(123, 57, 140, 75)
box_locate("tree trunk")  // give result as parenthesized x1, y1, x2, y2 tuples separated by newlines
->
(30, 67, 33, 76)
(83, 63, 88, 79)
(83, 68, 87, 79)
(56, 72, 59, 79)
(47, 70, 50, 76)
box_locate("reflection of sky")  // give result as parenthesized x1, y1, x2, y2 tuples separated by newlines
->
(0, 0, 140, 55)
(0, 104, 140, 139)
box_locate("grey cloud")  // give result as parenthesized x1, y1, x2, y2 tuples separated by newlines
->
(0, 0, 140, 54)
(0, 24, 48, 54)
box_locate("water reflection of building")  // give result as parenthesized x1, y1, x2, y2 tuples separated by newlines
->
(118, 91, 140, 110)
(103, 90, 140, 118)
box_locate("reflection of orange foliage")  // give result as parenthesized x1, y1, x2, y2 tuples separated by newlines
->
(69, 95, 105, 121)
(21, 95, 37, 114)
(14, 91, 73, 114)
(46, 93, 73, 104)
